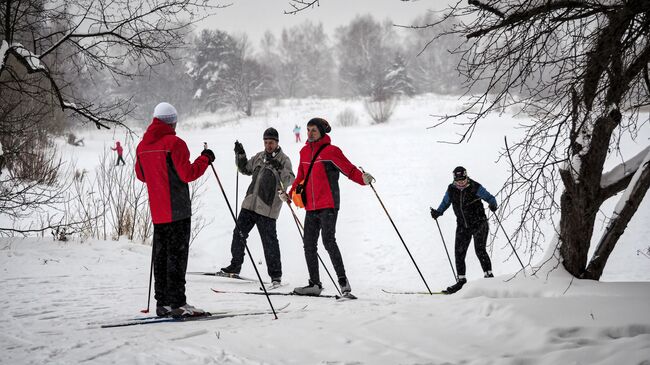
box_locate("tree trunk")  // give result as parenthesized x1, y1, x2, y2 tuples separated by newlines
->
(583, 153, 650, 279)
(558, 187, 600, 277)
(559, 110, 622, 277)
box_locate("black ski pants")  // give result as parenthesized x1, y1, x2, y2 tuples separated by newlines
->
(116, 155, 126, 166)
(153, 217, 191, 308)
(455, 220, 492, 277)
(303, 208, 347, 284)
(229, 208, 282, 280)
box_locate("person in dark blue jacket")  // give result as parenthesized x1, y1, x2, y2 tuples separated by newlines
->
(430, 166, 497, 294)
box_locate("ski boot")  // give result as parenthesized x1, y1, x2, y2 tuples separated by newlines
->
(170, 303, 207, 318)
(156, 305, 172, 317)
(336, 277, 357, 300)
(219, 263, 242, 278)
(293, 280, 323, 296)
(443, 278, 467, 294)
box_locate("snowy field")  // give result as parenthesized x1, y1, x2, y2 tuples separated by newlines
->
(2, 95, 649, 364)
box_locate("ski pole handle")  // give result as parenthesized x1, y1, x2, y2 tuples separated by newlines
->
(359, 166, 376, 185)
(203, 142, 207, 150)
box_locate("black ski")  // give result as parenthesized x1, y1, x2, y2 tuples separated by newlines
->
(98, 303, 290, 328)
(187, 271, 269, 283)
(212, 288, 342, 299)
(381, 289, 448, 295)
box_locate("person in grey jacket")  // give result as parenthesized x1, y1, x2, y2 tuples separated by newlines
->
(219, 128, 295, 285)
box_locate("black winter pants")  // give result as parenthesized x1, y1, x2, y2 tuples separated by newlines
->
(116, 155, 126, 166)
(455, 221, 492, 277)
(229, 209, 282, 280)
(303, 208, 346, 284)
(153, 217, 191, 308)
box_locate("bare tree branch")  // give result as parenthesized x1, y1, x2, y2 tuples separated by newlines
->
(284, 0, 319, 15)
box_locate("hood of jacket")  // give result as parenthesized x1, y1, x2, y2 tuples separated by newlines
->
(142, 118, 176, 144)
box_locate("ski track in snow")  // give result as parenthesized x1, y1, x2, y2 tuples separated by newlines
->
(2, 95, 650, 364)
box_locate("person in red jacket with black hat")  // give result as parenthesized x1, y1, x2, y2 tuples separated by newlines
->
(280, 117, 374, 298)
(135, 102, 215, 318)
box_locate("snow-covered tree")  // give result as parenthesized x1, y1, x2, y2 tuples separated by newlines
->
(263, 21, 334, 98)
(381, 53, 415, 99)
(189, 31, 267, 116)
(187, 29, 239, 112)
(429, 0, 650, 279)
(406, 13, 464, 95)
(223, 36, 267, 116)
(335, 15, 398, 98)
(365, 53, 413, 124)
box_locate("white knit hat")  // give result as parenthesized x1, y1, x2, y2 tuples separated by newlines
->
(153, 102, 178, 124)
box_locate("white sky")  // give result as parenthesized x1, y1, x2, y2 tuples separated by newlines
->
(197, 0, 446, 47)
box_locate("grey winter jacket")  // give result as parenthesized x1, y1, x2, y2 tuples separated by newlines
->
(236, 147, 294, 219)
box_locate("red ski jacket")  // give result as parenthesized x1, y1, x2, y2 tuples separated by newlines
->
(111, 142, 123, 156)
(135, 119, 209, 224)
(289, 134, 365, 211)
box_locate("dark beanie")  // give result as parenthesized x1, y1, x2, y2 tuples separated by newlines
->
(307, 117, 331, 136)
(263, 127, 279, 141)
(453, 166, 467, 181)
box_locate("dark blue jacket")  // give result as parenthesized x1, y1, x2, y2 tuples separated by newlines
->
(436, 179, 496, 228)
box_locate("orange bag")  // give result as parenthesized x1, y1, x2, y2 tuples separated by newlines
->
(291, 144, 329, 210)
(291, 181, 306, 208)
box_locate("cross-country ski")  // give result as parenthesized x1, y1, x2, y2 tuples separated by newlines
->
(98, 303, 292, 328)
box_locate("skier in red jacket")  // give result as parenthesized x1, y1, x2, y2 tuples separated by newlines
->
(135, 102, 215, 318)
(281, 117, 374, 298)
(111, 141, 125, 166)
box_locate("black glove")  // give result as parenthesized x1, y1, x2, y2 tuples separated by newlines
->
(201, 149, 215, 163)
(268, 158, 283, 170)
(430, 208, 442, 220)
(234, 141, 245, 155)
(489, 203, 498, 212)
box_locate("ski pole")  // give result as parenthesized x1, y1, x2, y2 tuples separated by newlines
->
(235, 140, 240, 218)
(360, 167, 433, 295)
(141, 241, 155, 313)
(279, 182, 342, 296)
(204, 143, 278, 319)
(432, 216, 457, 282)
(492, 212, 526, 275)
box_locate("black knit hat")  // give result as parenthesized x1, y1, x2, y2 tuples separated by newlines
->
(263, 127, 279, 141)
(453, 166, 467, 181)
(307, 117, 331, 136)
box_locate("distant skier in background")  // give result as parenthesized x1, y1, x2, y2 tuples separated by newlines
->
(430, 166, 498, 294)
(135, 102, 215, 318)
(219, 127, 295, 287)
(111, 141, 126, 166)
(280, 117, 374, 298)
(293, 124, 301, 143)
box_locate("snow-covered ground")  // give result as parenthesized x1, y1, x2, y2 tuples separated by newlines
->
(2, 95, 649, 364)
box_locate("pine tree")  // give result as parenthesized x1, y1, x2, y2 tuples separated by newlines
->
(384, 53, 415, 98)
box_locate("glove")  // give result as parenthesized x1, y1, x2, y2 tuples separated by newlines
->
(278, 190, 290, 203)
(489, 203, 498, 212)
(430, 208, 442, 220)
(234, 141, 245, 155)
(268, 158, 283, 170)
(201, 149, 215, 163)
(362, 172, 375, 185)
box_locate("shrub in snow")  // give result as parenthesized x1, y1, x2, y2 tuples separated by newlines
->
(336, 108, 359, 127)
(364, 97, 397, 124)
